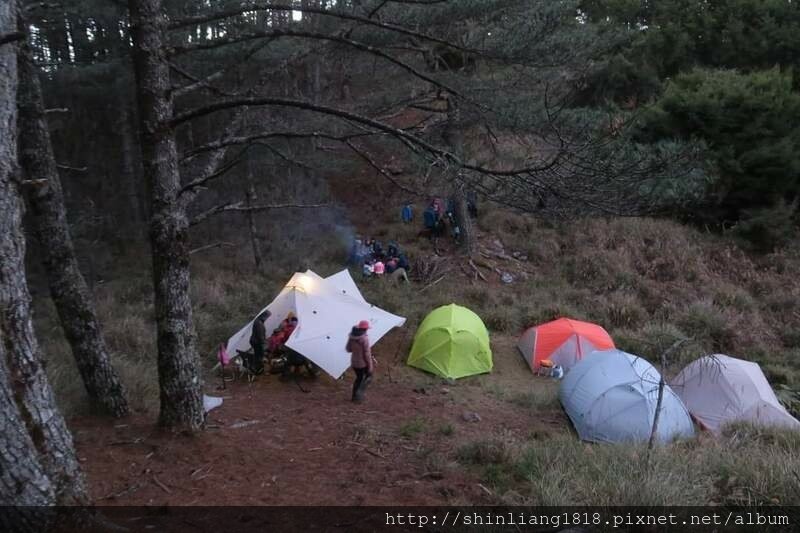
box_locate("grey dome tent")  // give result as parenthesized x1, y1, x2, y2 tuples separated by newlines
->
(671, 354, 800, 434)
(559, 349, 695, 444)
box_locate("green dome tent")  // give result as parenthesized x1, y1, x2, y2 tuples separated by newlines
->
(407, 304, 492, 379)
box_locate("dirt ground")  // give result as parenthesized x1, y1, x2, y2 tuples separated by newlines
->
(71, 336, 566, 506)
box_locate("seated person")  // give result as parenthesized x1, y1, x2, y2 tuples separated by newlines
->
(282, 348, 320, 379)
(371, 240, 384, 261)
(362, 260, 375, 278)
(268, 313, 298, 354)
(372, 260, 385, 276)
(396, 252, 409, 271)
(348, 238, 367, 266)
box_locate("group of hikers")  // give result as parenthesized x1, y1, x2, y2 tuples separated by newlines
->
(248, 311, 376, 402)
(408, 195, 478, 243)
(349, 237, 411, 283)
(246, 310, 318, 378)
(239, 195, 479, 399)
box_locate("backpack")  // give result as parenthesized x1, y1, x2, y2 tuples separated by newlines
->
(423, 207, 437, 229)
(397, 253, 409, 270)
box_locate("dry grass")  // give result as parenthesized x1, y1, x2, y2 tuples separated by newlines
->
(455, 422, 800, 506)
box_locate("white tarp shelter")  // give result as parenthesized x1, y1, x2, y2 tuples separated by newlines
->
(671, 354, 800, 434)
(559, 349, 695, 444)
(225, 270, 405, 379)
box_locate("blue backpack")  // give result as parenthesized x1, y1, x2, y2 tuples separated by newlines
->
(423, 207, 437, 229)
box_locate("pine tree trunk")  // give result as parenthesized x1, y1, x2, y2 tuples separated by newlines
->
(119, 98, 148, 234)
(0, 3, 87, 506)
(0, 0, 56, 510)
(454, 182, 475, 256)
(17, 39, 130, 419)
(245, 156, 264, 270)
(0, 354, 55, 508)
(128, 0, 204, 431)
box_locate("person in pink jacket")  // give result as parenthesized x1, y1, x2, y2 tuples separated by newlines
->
(345, 320, 375, 402)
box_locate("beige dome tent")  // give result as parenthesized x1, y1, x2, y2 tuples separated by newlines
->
(670, 354, 800, 434)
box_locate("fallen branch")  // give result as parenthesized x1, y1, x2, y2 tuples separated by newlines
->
(109, 438, 143, 446)
(481, 249, 520, 263)
(190, 465, 214, 479)
(469, 260, 488, 282)
(365, 448, 386, 459)
(458, 263, 474, 282)
(100, 482, 143, 501)
(477, 483, 493, 496)
(230, 419, 261, 429)
(152, 475, 172, 494)
(418, 274, 445, 293)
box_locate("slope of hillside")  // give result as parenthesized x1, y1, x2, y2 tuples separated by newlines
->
(32, 156, 800, 507)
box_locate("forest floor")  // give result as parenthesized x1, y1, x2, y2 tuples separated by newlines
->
(72, 336, 565, 506)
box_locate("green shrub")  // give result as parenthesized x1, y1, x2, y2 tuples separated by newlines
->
(484, 307, 518, 333)
(457, 438, 514, 466)
(600, 291, 647, 328)
(676, 299, 733, 350)
(613, 322, 693, 363)
(734, 201, 799, 253)
(398, 417, 427, 438)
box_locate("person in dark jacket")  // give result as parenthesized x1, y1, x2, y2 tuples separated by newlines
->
(249, 310, 271, 374)
(345, 320, 375, 402)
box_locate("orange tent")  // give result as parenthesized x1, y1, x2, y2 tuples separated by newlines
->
(517, 318, 615, 372)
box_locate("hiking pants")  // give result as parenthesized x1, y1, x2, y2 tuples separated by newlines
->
(352, 367, 372, 400)
(250, 342, 265, 373)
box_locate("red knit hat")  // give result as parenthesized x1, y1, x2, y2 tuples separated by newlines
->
(357, 320, 371, 330)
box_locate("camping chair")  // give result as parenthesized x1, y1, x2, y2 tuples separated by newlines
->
(536, 359, 555, 377)
(215, 344, 237, 389)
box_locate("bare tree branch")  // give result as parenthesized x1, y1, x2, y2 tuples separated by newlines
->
(172, 96, 562, 177)
(179, 146, 248, 198)
(167, 2, 473, 54)
(181, 131, 373, 162)
(0, 31, 25, 46)
(188, 241, 235, 255)
(172, 39, 275, 98)
(344, 139, 424, 198)
(170, 28, 477, 110)
(190, 201, 330, 226)
(169, 61, 235, 98)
